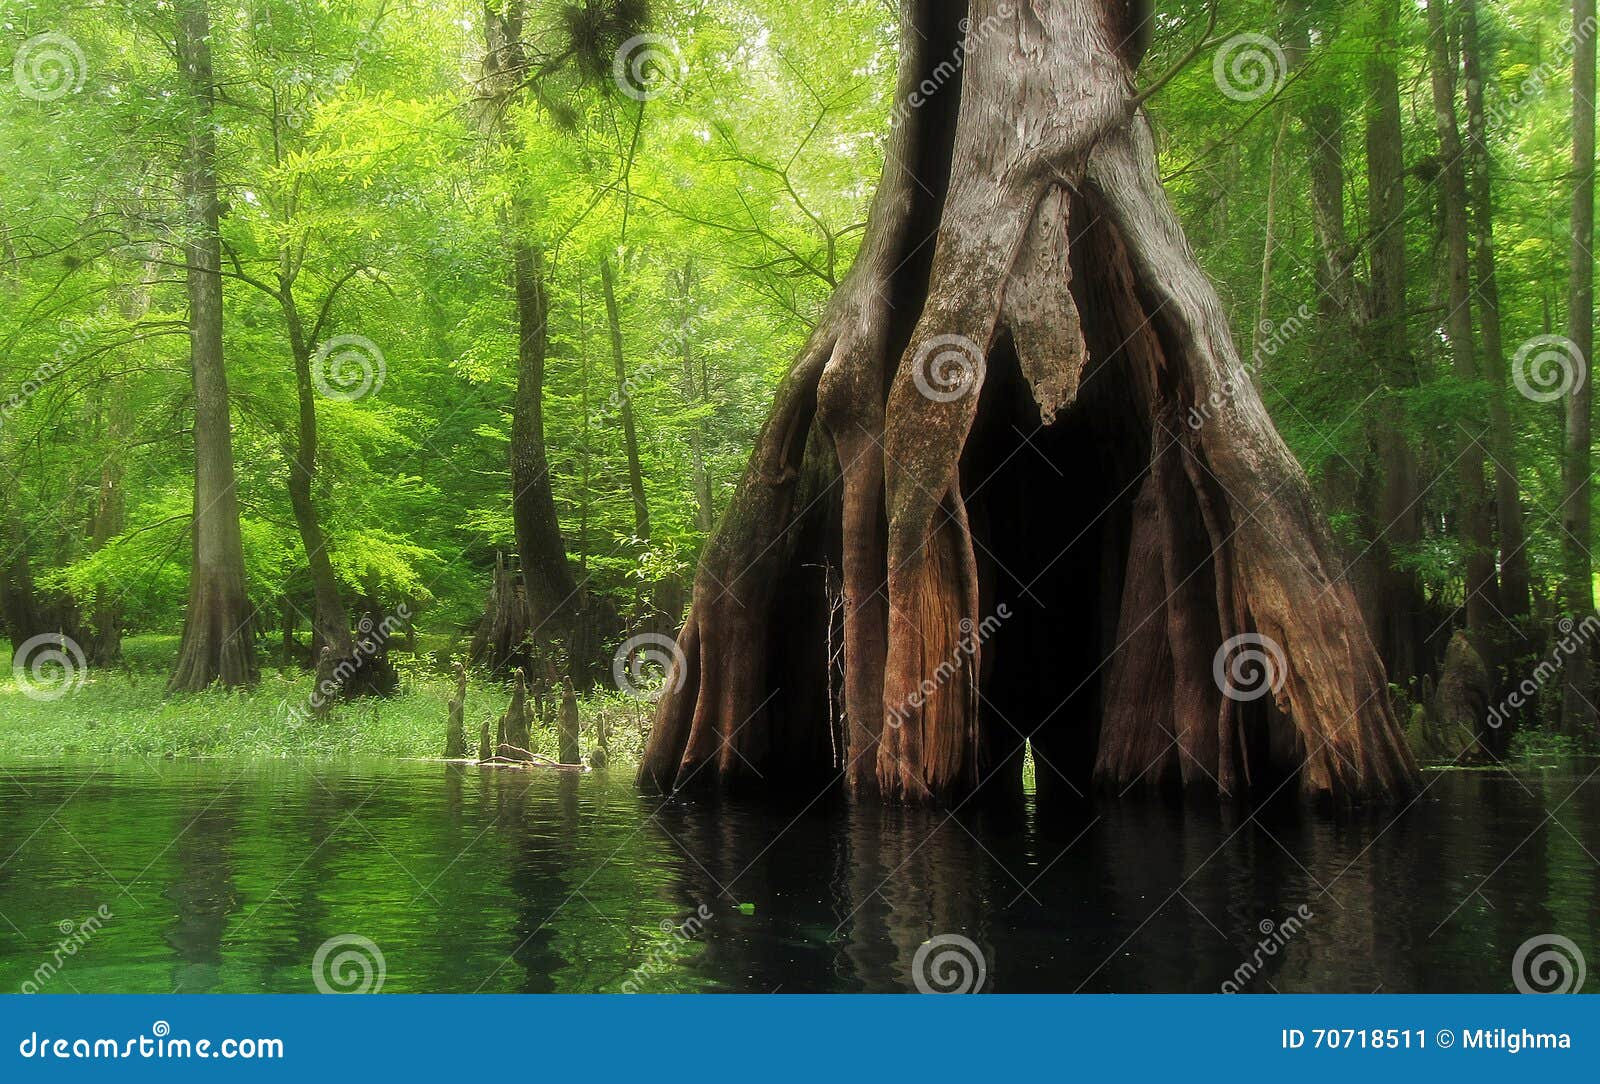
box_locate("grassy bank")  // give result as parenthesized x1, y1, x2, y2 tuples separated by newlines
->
(0, 635, 654, 764)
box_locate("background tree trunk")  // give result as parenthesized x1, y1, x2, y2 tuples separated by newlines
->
(640, 0, 1417, 806)
(1562, 0, 1597, 735)
(1425, 0, 1501, 654)
(1364, 0, 1428, 692)
(601, 253, 651, 541)
(1460, 0, 1531, 636)
(169, 0, 257, 692)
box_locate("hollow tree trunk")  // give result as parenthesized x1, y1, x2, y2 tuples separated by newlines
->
(639, 0, 1418, 805)
(169, 0, 257, 691)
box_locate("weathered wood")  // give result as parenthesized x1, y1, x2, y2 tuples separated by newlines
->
(639, 0, 1418, 805)
(558, 678, 580, 766)
(445, 661, 468, 758)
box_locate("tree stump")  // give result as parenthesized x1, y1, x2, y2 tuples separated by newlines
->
(639, 0, 1419, 806)
(444, 661, 468, 758)
(558, 678, 581, 766)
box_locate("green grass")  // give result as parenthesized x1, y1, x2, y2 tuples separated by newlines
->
(0, 634, 655, 764)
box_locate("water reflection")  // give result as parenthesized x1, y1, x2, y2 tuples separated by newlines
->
(0, 759, 1593, 992)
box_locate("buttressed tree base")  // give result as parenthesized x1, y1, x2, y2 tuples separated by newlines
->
(640, 0, 1420, 805)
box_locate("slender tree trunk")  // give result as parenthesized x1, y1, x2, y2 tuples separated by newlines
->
(169, 0, 257, 691)
(1426, 0, 1501, 651)
(510, 239, 584, 646)
(280, 291, 357, 671)
(1364, 0, 1427, 691)
(1461, 0, 1531, 636)
(1562, 0, 1597, 734)
(601, 254, 651, 541)
(1252, 113, 1289, 362)
(640, 0, 1416, 805)
(676, 261, 716, 535)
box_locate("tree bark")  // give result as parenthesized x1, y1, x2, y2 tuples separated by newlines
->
(676, 260, 716, 535)
(1363, 0, 1427, 691)
(1562, 0, 1597, 735)
(1460, 0, 1532, 634)
(1425, 0, 1501, 651)
(169, 0, 257, 692)
(639, 0, 1417, 805)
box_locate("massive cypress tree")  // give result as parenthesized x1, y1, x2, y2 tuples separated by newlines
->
(640, 0, 1418, 804)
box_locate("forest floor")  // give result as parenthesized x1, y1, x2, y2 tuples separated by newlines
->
(0, 635, 1584, 771)
(0, 635, 654, 763)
